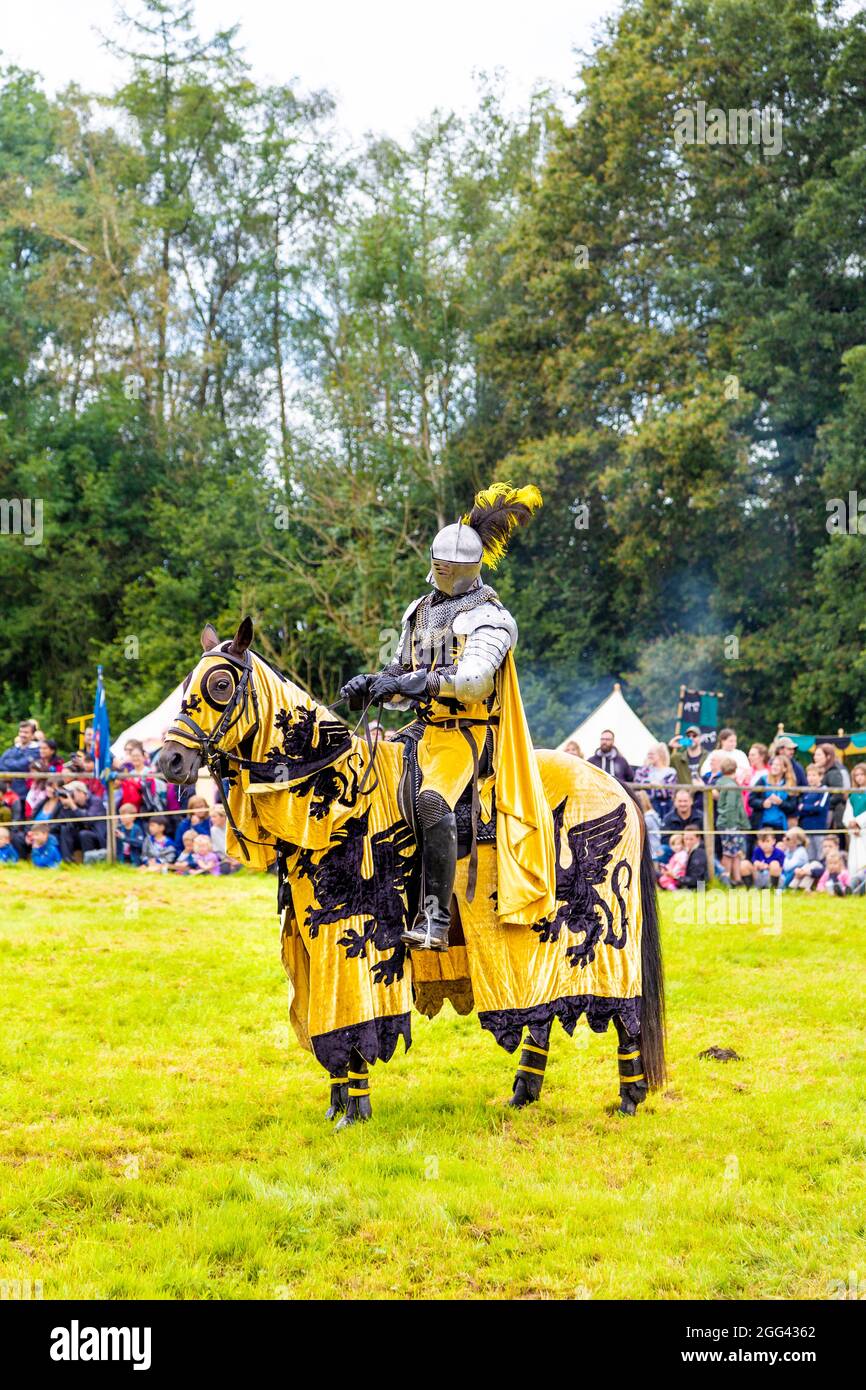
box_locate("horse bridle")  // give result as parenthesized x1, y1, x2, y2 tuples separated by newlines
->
(166, 646, 265, 860)
(166, 646, 382, 860)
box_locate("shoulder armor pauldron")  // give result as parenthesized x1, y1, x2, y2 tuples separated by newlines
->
(453, 601, 518, 650)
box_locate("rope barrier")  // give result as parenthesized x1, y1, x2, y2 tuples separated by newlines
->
(1, 805, 218, 830)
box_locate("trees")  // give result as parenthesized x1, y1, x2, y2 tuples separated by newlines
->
(1, 0, 864, 746)
(478, 0, 866, 739)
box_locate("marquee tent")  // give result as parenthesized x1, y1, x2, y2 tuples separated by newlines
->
(558, 683, 657, 767)
(110, 681, 185, 757)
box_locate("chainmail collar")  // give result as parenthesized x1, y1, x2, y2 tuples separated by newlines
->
(418, 582, 499, 628)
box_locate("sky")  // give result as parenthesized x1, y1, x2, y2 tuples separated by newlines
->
(2, 0, 618, 141)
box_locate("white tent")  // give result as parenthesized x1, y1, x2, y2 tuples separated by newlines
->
(110, 681, 185, 756)
(558, 683, 657, 767)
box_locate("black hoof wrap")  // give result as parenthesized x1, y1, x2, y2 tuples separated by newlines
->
(335, 1051, 372, 1129)
(508, 1034, 548, 1106)
(325, 1073, 349, 1121)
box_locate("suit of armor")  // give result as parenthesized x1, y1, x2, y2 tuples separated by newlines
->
(341, 487, 541, 950)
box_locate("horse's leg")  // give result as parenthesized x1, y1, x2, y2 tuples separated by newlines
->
(334, 1047, 372, 1130)
(507, 1020, 552, 1108)
(614, 1016, 649, 1116)
(325, 1071, 349, 1121)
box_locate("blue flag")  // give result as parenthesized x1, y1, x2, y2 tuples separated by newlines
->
(93, 666, 111, 779)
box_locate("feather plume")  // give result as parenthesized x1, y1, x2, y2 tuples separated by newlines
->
(463, 482, 543, 568)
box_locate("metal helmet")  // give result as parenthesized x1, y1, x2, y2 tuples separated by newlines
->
(427, 520, 483, 596)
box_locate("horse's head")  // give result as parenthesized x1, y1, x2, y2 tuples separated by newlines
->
(157, 618, 256, 785)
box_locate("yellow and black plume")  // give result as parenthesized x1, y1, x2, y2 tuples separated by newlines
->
(463, 482, 543, 568)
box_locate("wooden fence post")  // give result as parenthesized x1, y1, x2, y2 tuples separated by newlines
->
(704, 784, 716, 883)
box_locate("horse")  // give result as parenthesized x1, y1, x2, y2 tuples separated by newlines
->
(157, 617, 665, 1128)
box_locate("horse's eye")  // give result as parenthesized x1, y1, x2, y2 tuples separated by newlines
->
(206, 669, 234, 704)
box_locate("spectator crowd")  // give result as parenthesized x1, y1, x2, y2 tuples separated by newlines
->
(572, 725, 866, 896)
(4, 711, 865, 897)
(0, 718, 239, 875)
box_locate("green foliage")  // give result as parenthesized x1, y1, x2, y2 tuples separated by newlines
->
(0, 0, 864, 745)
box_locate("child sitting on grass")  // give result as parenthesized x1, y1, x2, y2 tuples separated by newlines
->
(189, 832, 221, 876)
(658, 832, 687, 890)
(780, 828, 809, 887)
(794, 833, 846, 892)
(140, 816, 177, 871)
(0, 825, 20, 864)
(740, 831, 784, 889)
(169, 828, 198, 874)
(29, 826, 62, 868)
(816, 849, 850, 896)
(116, 802, 145, 866)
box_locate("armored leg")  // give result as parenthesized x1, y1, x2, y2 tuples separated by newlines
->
(508, 1025, 551, 1108)
(335, 1048, 372, 1130)
(325, 1071, 348, 1121)
(614, 1016, 648, 1116)
(402, 792, 456, 952)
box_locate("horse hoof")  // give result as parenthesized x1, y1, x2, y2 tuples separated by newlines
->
(618, 1082, 646, 1116)
(507, 1077, 538, 1108)
(334, 1110, 369, 1131)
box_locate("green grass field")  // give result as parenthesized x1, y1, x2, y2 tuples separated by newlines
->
(0, 866, 864, 1300)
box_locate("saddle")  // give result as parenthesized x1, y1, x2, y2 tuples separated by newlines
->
(395, 721, 496, 859)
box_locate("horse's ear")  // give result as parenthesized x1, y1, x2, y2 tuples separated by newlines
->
(201, 624, 220, 653)
(229, 616, 254, 657)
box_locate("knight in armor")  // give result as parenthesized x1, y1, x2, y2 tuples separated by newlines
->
(340, 483, 556, 952)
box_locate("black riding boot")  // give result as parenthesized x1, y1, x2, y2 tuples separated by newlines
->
(402, 810, 457, 952)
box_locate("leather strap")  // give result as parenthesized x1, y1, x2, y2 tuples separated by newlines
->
(459, 725, 481, 903)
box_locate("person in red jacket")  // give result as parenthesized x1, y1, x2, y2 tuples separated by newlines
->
(115, 740, 161, 815)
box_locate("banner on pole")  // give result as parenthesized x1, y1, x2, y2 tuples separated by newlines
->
(675, 686, 722, 755)
(92, 666, 111, 780)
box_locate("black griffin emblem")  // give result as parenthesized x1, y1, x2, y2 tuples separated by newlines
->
(180, 692, 202, 715)
(534, 798, 632, 967)
(295, 809, 418, 987)
(251, 705, 360, 819)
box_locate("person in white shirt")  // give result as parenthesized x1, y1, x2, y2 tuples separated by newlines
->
(700, 727, 750, 777)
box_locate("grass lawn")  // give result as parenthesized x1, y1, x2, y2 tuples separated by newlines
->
(0, 866, 864, 1300)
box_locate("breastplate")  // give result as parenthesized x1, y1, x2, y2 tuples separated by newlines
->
(410, 584, 499, 669)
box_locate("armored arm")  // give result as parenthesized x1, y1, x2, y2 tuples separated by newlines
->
(431, 603, 518, 703)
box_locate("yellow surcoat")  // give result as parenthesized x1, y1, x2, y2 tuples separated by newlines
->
(411, 648, 556, 927)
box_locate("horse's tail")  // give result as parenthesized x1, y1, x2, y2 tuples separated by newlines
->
(627, 789, 666, 1089)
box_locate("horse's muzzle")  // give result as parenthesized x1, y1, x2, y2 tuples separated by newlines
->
(157, 740, 202, 786)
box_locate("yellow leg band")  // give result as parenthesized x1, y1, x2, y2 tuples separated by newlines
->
(522, 1043, 549, 1056)
(348, 1072, 368, 1080)
(618, 1050, 640, 1061)
(621, 1073, 645, 1084)
(517, 1065, 546, 1077)
(348, 1087, 370, 1097)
